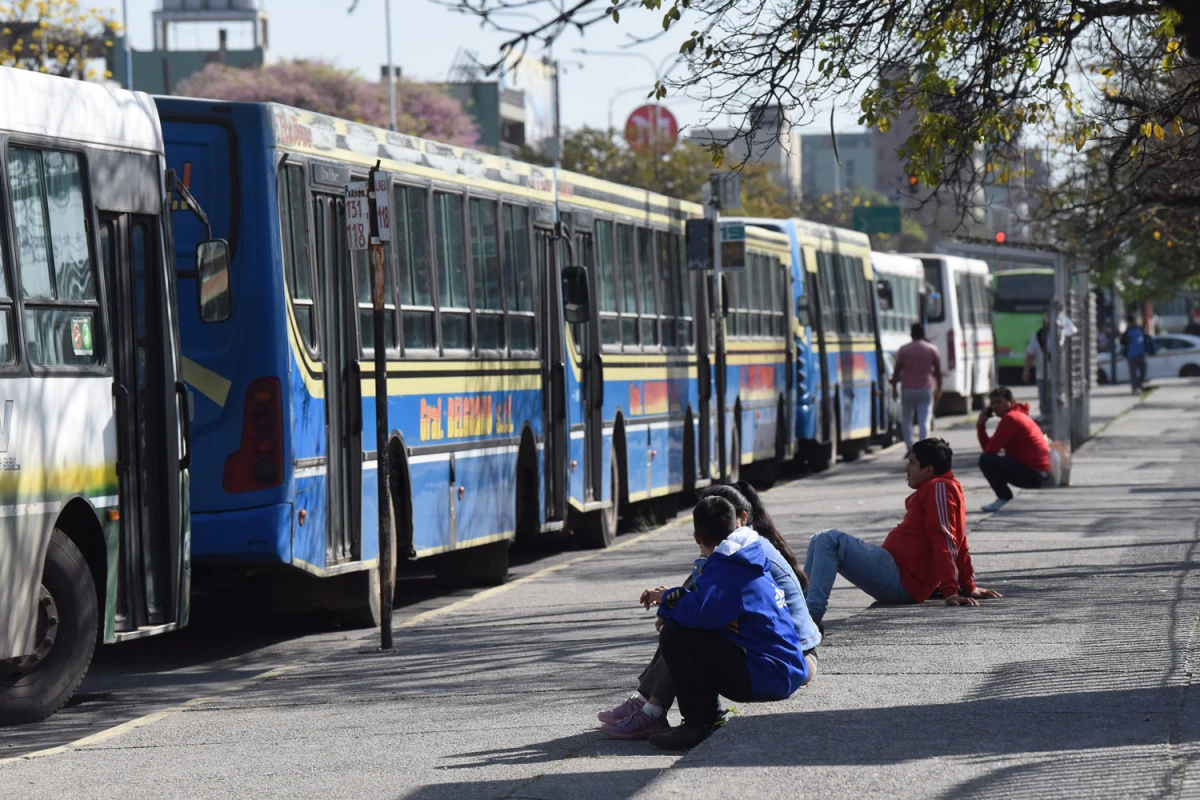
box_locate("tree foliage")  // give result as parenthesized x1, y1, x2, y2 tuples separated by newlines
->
(444, 0, 1197, 222)
(177, 59, 480, 148)
(0, 0, 117, 80)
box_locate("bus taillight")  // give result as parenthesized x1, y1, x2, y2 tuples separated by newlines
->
(947, 330, 957, 371)
(223, 377, 284, 493)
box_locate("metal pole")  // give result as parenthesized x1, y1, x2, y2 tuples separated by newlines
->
(367, 162, 394, 649)
(385, 0, 396, 131)
(710, 174, 727, 482)
(551, 55, 562, 169)
(122, 0, 133, 90)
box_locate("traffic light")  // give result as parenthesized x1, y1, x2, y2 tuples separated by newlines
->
(908, 175, 919, 193)
(995, 231, 1006, 244)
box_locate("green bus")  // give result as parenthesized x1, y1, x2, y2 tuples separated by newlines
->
(991, 268, 1054, 383)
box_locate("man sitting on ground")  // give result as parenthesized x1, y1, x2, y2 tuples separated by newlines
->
(641, 496, 808, 751)
(977, 386, 1050, 513)
(803, 438, 1002, 628)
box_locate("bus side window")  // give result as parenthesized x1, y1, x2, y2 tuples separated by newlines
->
(655, 230, 676, 347)
(469, 198, 504, 352)
(501, 204, 535, 353)
(8, 148, 100, 367)
(595, 219, 619, 348)
(395, 184, 434, 352)
(637, 227, 659, 347)
(673, 233, 693, 347)
(432, 191, 470, 351)
(0, 211, 13, 366)
(616, 223, 638, 348)
(280, 163, 318, 353)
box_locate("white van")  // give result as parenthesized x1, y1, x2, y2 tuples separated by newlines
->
(908, 254, 995, 413)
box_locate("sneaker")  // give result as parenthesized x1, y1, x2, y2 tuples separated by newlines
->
(598, 695, 645, 724)
(649, 722, 716, 750)
(981, 498, 1009, 513)
(600, 710, 670, 740)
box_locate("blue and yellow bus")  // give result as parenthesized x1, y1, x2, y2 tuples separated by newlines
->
(160, 98, 802, 620)
(726, 218, 884, 468)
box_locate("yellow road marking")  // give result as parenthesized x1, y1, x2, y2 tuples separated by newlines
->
(0, 521, 684, 766)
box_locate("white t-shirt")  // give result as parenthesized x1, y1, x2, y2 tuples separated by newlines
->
(1025, 314, 1078, 377)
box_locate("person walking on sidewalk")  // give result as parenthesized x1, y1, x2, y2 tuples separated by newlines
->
(802, 438, 1001, 628)
(977, 386, 1051, 513)
(891, 323, 943, 455)
(1121, 315, 1155, 393)
(640, 496, 809, 751)
(1023, 311, 1079, 422)
(597, 482, 821, 741)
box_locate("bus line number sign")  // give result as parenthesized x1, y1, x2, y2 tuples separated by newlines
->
(345, 176, 391, 250)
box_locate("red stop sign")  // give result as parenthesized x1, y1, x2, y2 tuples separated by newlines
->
(624, 104, 679, 154)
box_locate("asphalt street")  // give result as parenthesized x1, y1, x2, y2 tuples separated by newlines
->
(1, 382, 1192, 800)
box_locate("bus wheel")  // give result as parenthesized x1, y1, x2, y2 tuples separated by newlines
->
(579, 448, 620, 549)
(339, 512, 398, 629)
(0, 530, 98, 725)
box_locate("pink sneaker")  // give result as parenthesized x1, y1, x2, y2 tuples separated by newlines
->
(598, 695, 645, 724)
(601, 710, 671, 740)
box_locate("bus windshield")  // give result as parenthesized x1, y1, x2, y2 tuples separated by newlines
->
(994, 272, 1054, 313)
(920, 259, 945, 321)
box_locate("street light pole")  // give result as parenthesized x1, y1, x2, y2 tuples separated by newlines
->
(385, 0, 396, 131)
(122, 0, 132, 90)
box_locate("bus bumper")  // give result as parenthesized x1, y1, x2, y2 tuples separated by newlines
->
(191, 503, 293, 564)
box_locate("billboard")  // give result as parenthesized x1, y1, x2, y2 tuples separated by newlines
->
(501, 53, 557, 149)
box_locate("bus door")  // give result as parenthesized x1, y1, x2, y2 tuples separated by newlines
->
(100, 213, 181, 628)
(573, 223, 603, 503)
(312, 193, 362, 565)
(536, 214, 567, 523)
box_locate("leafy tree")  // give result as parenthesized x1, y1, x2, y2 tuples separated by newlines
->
(0, 0, 117, 80)
(525, 126, 792, 216)
(444, 0, 1198, 219)
(177, 59, 480, 148)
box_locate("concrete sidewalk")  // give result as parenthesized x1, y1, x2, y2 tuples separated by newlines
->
(643, 382, 1200, 799)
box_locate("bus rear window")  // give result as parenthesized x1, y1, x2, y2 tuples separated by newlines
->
(994, 272, 1054, 312)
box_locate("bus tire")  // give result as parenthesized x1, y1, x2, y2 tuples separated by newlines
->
(340, 516, 397, 630)
(728, 424, 742, 484)
(0, 529, 98, 725)
(579, 447, 619, 549)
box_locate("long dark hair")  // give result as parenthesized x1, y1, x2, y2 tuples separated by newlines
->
(700, 482, 809, 590)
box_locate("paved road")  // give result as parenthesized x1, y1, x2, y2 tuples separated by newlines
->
(2, 383, 1187, 800)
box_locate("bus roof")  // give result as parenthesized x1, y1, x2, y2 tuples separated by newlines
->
(905, 253, 991, 276)
(261, 101, 701, 225)
(993, 267, 1055, 278)
(871, 251, 924, 279)
(0, 67, 162, 154)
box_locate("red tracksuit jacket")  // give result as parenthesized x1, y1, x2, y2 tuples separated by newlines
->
(881, 472, 976, 601)
(977, 403, 1051, 473)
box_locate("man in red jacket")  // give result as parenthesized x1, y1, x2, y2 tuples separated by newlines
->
(803, 438, 1002, 626)
(977, 386, 1051, 513)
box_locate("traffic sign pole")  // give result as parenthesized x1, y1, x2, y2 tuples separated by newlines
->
(366, 161, 394, 651)
(710, 172, 727, 484)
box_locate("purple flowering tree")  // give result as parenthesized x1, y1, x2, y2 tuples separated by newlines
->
(177, 59, 479, 148)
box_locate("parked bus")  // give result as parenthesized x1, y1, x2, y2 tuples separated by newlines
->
(872, 252, 927, 358)
(909, 254, 995, 413)
(730, 218, 883, 467)
(991, 268, 1054, 382)
(0, 69, 221, 723)
(156, 98, 715, 621)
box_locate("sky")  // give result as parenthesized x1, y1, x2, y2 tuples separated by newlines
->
(87, 0, 864, 139)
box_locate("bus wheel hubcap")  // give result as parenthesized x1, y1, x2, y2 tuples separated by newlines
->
(2, 588, 60, 677)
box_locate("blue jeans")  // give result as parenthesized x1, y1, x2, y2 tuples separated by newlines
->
(1128, 354, 1147, 392)
(900, 387, 933, 453)
(803, 529, 913, 622)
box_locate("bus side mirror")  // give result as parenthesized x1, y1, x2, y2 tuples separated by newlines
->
(876, 279, 894, 311)
(562, 265, 590, 324)
(721, 274, 731, 318)
(707, 274, 731, 318)
(196, 239, 231, 323)
(927, 290, 943, 321)
(796, 299, 812, 328)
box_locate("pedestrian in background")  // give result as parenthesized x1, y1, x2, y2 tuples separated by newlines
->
(977, 386, 1051, 513)
(890, 323, 942, 457)
(1121, 315, 1155, 393)
(1023, 310, 1078, 422)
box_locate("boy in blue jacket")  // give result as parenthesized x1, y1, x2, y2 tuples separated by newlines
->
(644, 495, 808, 750)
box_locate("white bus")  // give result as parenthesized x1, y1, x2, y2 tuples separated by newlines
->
(908, 254, 995, 413)
(0, 68, 226, 724)
(872, 252, 927, 358)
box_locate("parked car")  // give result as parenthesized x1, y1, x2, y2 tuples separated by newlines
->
(1097, 334, 1200, 383)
